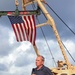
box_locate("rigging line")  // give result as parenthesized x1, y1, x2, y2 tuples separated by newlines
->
(36, 17, 57, 67)
(39, 5, 47, 20)
(46, 3, 75, 36)
(31, 2, 57, 67)
(45, 2, 75, 63)
(31, 3, 36, 10)
(61, 41, 75, 62)
(31, 0, 36, 10)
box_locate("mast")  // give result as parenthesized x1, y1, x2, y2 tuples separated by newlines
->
(22, 0, 72, 69)
(36, 0, 71, 69)
(21, 0, 40, 56)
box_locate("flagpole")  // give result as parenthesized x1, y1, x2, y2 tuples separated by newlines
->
(21, 0, 39, 56)
(33, 44, 40, 56)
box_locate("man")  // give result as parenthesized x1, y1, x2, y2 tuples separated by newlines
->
(32, 55, 53, 75)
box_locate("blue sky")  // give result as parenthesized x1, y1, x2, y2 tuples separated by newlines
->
(0, 0, 75, 75)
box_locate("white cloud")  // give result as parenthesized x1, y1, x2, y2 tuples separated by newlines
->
(0, 32, 75, 75)
(8, 32, 15, 44)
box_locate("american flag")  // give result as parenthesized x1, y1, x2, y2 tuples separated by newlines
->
(8, 15, 36, 45)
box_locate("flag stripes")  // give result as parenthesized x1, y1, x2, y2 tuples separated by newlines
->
(8, 15, 36, 45)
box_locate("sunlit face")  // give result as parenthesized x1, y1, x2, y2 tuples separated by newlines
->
(36, 56, 44, 67)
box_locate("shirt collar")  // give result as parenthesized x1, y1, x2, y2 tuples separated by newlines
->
(36, 65, 44, 71)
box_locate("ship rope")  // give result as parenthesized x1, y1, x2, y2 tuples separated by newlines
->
(62, 42, 75, 62)
(31, 3, 57, 67)
(37, 17, 57, 67)
(45, 2, 75, 63)
(46, 3, 75, 36)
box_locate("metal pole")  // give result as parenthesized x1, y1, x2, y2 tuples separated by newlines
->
(36, 0, 71, 69)
(33, 44, 40, 56)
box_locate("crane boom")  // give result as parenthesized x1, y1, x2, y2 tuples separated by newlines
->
(36, 0, 72, 69)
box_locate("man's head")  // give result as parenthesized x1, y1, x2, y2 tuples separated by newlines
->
(36, 55, 45, 68)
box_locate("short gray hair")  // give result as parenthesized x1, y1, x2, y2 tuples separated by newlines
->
(38, 55, 45, 61)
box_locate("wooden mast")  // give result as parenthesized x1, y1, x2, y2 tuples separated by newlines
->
(21, 0, 40, 56)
